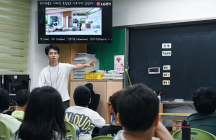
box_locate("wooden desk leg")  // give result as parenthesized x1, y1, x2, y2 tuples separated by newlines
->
(159, 103, 163, 123)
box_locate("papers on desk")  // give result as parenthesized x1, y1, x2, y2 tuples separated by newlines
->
(76, 53, 96, 59)
(102, 74, 123, 80)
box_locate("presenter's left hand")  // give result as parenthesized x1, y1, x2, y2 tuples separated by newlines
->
(86, 60, 97, 68)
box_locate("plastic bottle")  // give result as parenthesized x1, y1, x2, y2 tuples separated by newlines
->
(182, 120, 191, 140)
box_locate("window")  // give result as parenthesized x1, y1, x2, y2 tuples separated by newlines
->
(0, 0, 31, 75)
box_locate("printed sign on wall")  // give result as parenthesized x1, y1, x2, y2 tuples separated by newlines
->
(163, 65, 171, 70)
(162, 80, 170, 85)
(163, 72, 170, 77)
(114, 55, 124, 73)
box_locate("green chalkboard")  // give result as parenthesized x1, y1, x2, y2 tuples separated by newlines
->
(129, 22, 216, 101)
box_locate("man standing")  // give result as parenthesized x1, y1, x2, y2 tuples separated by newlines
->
(37, 44, 96, 109)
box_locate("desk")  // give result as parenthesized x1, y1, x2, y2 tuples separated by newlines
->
(160, 113, 192, 120)
(70, 80, 123, 122)
(163, 101, 193, 105)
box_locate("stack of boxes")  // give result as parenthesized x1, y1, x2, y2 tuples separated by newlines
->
(73, 53, 99, 80)
(172, 120, 183, 133)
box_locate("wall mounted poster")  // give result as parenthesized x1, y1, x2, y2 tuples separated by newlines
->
(114, 55, 124, 73)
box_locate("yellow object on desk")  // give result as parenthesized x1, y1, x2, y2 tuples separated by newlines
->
(85, 72, 104, 80)
(160, 113, 192, 120)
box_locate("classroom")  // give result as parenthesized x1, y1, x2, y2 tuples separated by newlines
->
(1, 0, 216, 140)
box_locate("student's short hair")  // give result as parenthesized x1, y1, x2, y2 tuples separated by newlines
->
(74, 85, 91, 107)
(110, 91, 121, 115)
(192, 87, 216, 114)
(45, 44, 60, 55)
(0, 88, 10, 113)
(16, 89, 30, 107)
(118, 84, 159, 131)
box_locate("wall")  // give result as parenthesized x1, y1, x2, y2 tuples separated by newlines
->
(113, 0, 216, 27)
(63, 11, 72, 27)
(29, 0, 49, 90)
(87, 29, 125, 72)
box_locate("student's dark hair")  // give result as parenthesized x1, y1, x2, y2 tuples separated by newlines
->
(19, 86, 66, 140)
(192, 87, 216, 114)
(45, 44, 60, 55)
(0, 88, 10, 113)
(118, 83, 159, 131)
(16, 89, 30, 107)
(110, 91, 121, 115)
(74, 85, 91, 107)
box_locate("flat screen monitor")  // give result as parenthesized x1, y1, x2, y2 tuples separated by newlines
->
(4, 75, 29, 94)
(38, 1, 112, 44)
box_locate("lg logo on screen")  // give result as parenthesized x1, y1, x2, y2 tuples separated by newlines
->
(97, 2, 111, 6)
(97, 2, 100, 6)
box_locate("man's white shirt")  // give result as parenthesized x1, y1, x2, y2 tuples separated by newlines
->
(37, 63, 74, 101)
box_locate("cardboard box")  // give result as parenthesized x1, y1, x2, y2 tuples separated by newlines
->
(172, 120, 183, 127)
(172, 126, 181, 131)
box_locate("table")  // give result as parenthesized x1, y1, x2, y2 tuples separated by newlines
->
(160, 113, 192, 120)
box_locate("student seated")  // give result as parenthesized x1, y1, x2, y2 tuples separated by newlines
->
(11, 89, 30, 120)
(187, 87, 216, 136)
(114, 84, 173, 140)
(65, 85, 105, 140)
(0, 88, 21, 140)
(18, 86, 66, 140)
(99, 91, 122, 137)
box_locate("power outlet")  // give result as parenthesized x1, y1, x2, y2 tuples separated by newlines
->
(163, 72, 170, 77)
(163, 65, 171, 70)
(162, 51, 172, 56)
(162, 43, 172, 49)
(162, 80, 170, 85)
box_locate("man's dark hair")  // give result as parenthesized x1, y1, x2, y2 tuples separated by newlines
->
(74, 85, 91, 107)
(16, 89, 30, 107)
(110, 91, 121, 115)
(118, 84, 159, 131)
(0, 88, 10, 113)
(45, 44, 60, 55)
(192, 87, 216, 114)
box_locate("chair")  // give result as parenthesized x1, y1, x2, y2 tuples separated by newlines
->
(91, 136, 114, 140)
(64, 121, 77, 140)
(85, 83, 100, 111)
(0, 120, 10, 140)
(172, 128, 216, 140)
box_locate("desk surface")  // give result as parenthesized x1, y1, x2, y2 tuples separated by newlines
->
(163, 101, 193, 105)
(160, 113, 192, 120)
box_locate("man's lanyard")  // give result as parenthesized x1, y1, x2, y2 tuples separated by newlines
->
(49, 64, 59, 88)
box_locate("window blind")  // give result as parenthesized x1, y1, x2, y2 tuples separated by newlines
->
(0, 0, 30, 75)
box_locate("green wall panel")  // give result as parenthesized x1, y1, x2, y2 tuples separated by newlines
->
(87, 28, 125, 88)
(87, 28, 125, 71)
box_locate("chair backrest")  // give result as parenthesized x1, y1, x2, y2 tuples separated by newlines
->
(64, 121, 77, 140)
(91, 136, 114, 140)
(0, 120, 10, 140)
(172, 128, 216, 140)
